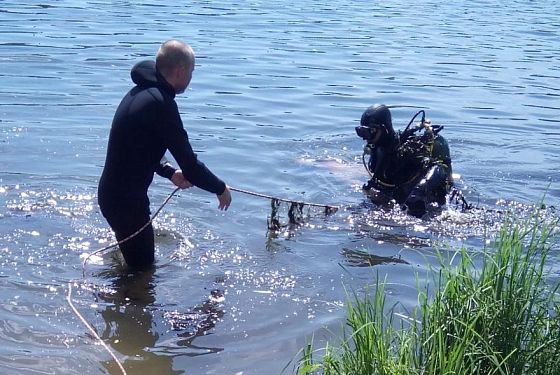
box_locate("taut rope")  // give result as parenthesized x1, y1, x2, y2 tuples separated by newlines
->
(229, 186, 339, 213)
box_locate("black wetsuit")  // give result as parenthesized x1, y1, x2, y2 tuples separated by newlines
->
(98, 60, 226, 269)
(364, 131, 452, 217)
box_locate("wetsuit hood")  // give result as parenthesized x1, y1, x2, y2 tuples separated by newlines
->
(359, 104, 397, 148)
(130, 60, 176, 98)
(360, 104, 395, 136)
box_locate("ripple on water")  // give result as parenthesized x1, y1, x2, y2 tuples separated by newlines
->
(0, 0, 559, 373)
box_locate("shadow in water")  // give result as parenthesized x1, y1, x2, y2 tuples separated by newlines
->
(95, 267, 224, 374)
(341, 248, 409, 267)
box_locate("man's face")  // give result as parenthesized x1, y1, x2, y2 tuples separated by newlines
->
(176, 63, 194, 95)
(355, 124, 384, 144)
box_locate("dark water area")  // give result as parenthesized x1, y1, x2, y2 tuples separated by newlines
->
(1, 1, 559, 374)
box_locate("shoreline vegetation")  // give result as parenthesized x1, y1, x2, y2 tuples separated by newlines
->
(296, 208, 560, 375)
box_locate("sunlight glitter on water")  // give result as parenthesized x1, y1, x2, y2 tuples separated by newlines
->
(0, 0, 558, 373)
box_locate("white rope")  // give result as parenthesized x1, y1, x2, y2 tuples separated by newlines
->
(81, 187, 181, 278)
(229, 186, 339, 212)
(67, 281, 128, 375)
(68, 184, 337, 372)
(67, 187, 181, 375)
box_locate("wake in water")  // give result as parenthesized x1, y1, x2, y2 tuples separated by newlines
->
(299, 153, 559, 250)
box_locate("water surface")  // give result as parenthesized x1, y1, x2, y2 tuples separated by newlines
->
(0, 1, 559, 374)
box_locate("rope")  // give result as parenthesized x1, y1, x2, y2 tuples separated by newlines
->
(229, 186, 339, 212)
(68, 186, 181, 375)
(67, 281, 128, 375)
(81, 187, 181, 278)
(68, 184, 336, 373)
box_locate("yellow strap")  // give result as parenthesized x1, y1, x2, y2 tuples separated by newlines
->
(376, 171, 422, 189)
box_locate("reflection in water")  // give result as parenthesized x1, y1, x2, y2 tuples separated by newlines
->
(95, 268, 224, 374)
(1, 0, 558, 372)
(267, 198, 337, 231)
(265, 199, 340, 251)
(164, 288, 225, 355)
(341, 248, 409, 267)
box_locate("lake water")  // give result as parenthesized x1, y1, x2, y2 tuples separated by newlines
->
(1, 1, 559, 374)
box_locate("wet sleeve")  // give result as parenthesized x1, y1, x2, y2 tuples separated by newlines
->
(159, 101, 226, 195)
(155, 156, 176, 179)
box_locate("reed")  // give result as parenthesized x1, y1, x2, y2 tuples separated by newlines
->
(296, 209, 560, 375)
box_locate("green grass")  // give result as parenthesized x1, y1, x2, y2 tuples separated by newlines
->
(296, 210, 560, 375)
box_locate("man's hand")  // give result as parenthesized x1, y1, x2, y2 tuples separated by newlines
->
(171, 170, 193, 189)
(217, 186, 232, 211)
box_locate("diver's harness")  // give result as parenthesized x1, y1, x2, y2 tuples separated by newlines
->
(362, 110, 441, 188)
(361, 109, 472, 211)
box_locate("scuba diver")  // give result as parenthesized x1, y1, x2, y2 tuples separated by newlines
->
(355, 104, 454, 217)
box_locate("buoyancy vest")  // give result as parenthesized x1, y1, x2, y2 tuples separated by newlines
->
(366, 122, 452, 193)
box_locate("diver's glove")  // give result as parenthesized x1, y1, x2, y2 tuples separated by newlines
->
(363, 177, 381, 191)
(363, 176, 398, 194)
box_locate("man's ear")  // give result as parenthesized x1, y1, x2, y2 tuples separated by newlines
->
(173, 66, 182, 80)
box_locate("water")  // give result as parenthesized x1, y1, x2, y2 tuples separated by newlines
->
(1, 1, 559, 374)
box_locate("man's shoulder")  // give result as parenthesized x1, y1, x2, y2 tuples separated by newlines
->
(144, 86, 166, 102)
(132, 85, 175, 108)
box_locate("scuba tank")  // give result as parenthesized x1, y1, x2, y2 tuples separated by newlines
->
(431, 133, 453, 179)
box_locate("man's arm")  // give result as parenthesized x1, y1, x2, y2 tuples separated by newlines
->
(171, 170, 193, 189)
(160, 101, 226, 195)
(155, 156, 176, 179)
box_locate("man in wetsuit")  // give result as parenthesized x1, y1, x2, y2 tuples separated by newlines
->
(98, 40, 232, 270)
(356, 104, 452, 217)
